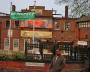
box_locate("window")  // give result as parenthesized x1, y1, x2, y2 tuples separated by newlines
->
(15, 21, 19, 28)
(54, 21, 60, 30)
(4, 38, 10, 48)
(6, 20, 10, 28)
(78, 22, 90, 28)
(64, 22, 71, 31)
(78, 23, 81, 28)
(13, 39, 19, 48)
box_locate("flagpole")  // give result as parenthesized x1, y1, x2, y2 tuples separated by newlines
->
(32, 0, 36, 44)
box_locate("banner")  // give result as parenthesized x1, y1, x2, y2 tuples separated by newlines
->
(10, 11, 36, 20)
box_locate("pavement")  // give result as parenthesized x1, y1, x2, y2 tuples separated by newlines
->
(0, 61, 85, 72)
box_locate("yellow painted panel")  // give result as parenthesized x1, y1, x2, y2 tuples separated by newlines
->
(21, 31, 52, 38)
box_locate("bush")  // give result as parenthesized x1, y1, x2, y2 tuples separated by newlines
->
(13, 52, 25, 61)
(0, 51, 25, 61)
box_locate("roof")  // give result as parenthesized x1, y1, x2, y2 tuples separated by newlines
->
(53, 17, 78, 20)
(0, 12, 9, 16)
(29, 6, 45, 10)
(77, 16, 90, 22)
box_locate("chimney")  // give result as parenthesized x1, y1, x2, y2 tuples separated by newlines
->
(65, 6, 68, 18)
(12, 5, 16, 11)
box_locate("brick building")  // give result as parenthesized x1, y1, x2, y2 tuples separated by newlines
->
(0, 5, 53, 54)
(76, 16, 90, 45)
(0, 5, 90, 55)
(0, 13, 9, 50)
(52, 6, 78, 46)
(53, 17, 78, 43)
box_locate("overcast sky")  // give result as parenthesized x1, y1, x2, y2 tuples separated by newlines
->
(0, 0, 66, 16)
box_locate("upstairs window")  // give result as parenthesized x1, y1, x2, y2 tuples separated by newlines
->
(15, 20, 19, 28)
(6, 20, 10, 28)
(78, 22, 90, 28)
(64, 22, 71, 31)
(54, 21, 60, 30)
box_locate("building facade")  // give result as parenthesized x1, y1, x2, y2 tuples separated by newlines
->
(0, 5, 90, 55)
(53, 18, 78, 43)
(0, 5, 53, 54)
(52, 6, 78, 46)
(76, 16, 90, 45)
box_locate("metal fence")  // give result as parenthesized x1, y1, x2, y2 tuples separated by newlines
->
(25, 42, 89, 63)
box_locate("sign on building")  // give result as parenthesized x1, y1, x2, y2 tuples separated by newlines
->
(21, 31, 52, 38)
(20, 19, 52, 28)
(77, 41, 87, 45)
(10, 11, 36, 20)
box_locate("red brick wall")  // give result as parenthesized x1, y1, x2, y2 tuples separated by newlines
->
(79, 28, 90, 41)
(53, 18, 78, 43)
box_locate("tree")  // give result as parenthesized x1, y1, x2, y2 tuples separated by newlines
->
(55, 0, 90, 17)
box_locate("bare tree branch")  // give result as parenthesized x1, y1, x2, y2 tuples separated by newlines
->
(55, 0, 90, 17)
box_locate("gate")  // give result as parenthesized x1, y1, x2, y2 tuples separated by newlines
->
(25, 42, 53, 63)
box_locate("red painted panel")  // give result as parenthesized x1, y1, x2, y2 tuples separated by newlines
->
(28, 20, 44, 27)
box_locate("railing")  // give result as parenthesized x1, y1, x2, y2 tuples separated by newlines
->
(25, 54, 53, 63)
(25, 43, 89, 63)
(0, 42, 89, 63)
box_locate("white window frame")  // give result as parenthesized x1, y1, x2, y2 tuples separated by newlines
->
(54, 21, 60, 30)
(79, 22, 90, 28)
(64, 22, 71, 31)
(4, 38, 10, 50)
(13, 39, 19, 49)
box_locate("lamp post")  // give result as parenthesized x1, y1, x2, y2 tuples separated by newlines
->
(32, 0, 36, 44)
(8, 2, 12, 50)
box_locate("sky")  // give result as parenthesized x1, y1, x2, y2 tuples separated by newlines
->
(0, 0, 66, 16)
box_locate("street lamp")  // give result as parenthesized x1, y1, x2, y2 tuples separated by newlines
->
(32, 0, 36, 44)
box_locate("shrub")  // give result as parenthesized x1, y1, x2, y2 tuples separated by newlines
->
(0, 51, 25, 61)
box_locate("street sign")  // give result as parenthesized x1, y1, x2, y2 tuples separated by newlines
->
(10, 11, 36, 20)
